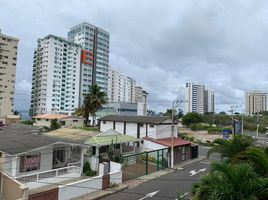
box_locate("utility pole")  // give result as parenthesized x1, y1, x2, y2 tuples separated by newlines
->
(171, 100, 183, 168)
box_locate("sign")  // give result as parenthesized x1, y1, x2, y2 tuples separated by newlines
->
(81, 50, 93, 65)
(222, 129, 229, 140)
(234, 121, 242, 134)
(23, 154, 40, 172)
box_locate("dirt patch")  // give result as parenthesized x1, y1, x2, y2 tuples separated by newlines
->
(179, 127, 222, 142)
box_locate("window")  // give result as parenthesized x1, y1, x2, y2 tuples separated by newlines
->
(53, 149, 65, 165)
(149, 124, 154, 128)
(103, 121, 106, 124)
(140, 123, 144, 127)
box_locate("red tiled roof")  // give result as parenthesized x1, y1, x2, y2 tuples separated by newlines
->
(144, 137, 191, 147)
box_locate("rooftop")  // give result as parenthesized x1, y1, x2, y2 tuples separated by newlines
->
(144, 137, 191, 147)
(33, 114, 79, 120)
(44, 128, 99, 143)
(99, 115, 177, 124)
(0, 124, 81, 155)
(86, 129, 139, 146)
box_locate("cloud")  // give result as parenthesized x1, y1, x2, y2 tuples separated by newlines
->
(2, 0, 268, 112)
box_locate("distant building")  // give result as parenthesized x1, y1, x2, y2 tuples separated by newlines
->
(185, 82, 214, 114)
(135, 86, 149, 116)
(68, 22, 110, 105)
(245, 91, 267, 115)
(30, 35, 81, 116)
(0, 30, 19, 118)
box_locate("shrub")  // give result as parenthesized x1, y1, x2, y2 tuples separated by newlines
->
(190, 123, 209, 131)
(83, 161, 96, 176)
(207, 127, 222, 134)
(21, 120, 33, 125)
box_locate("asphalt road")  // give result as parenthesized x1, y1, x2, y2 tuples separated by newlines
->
(102, 160, 210, 200)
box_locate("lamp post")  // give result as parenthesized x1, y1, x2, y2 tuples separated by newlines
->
(171, 100, 183, 168)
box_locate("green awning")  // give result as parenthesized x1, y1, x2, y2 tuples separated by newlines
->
(85, 129, 139, 146)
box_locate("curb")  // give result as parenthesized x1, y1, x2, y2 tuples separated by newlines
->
(90, 185, 128, 200)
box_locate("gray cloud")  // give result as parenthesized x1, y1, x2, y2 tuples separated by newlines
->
(1, 0, 268, 112)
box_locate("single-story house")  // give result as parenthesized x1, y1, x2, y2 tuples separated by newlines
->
(33, 114, 84, 128)
(0, 124, 86, 191)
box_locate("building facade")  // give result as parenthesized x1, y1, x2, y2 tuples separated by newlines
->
(245, 91, 267, 115)
(68, 22, 110, 105)
(0, 30, 19, 118)
(30, 35, 81, 116)
(185, 82, 214, 114)
(108, 68, 136, 103)
(135, 86, 149, 116)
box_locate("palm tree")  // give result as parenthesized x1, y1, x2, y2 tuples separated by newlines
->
(207, 134, 254, 162)
(75, 84, 107, 127)
(192, 162, 268, 200)
(238, 147, 268, 177)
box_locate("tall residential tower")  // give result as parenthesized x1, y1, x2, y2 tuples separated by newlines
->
(245, 91, 267, 115)
(68, 22, 110, 105)
(30, 35, 81, 116)
(0, 30, 19, 118)
(185, 82, 214, 114)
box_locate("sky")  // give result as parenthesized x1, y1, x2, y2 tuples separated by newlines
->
(1, 0, 268, 114)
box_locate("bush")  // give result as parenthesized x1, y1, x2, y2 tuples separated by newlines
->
(21, 120, 33, 125)
(182, 112, 203, 127)
(207, 127, 222, 134)
(190, 124, 210, 131)
(83, 161, 96, 176)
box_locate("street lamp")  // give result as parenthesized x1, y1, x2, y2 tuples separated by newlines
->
(171, 100, 183, 168)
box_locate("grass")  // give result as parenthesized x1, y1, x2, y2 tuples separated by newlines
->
(77, 127, 98, 131)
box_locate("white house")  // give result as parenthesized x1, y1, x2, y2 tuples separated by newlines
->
(33, 114, 84, 128)
(99, 115, 178, 140)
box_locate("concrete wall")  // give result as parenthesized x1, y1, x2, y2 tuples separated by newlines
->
(110, 161, 122, 172)
(0, 171, 28, 200)
(109, 171, 122, 185)
(155, 124, 174, 139)
(58, 175, 103, 200)
(125, 123, 138, 137)
(34, 118, 51, 127)
(115, 122, 124, 133)
(100, 121, 113, 131)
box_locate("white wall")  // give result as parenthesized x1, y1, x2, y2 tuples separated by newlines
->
(110, 161, 122, 172)
(110, 171, 122, 185)
(115, 122, 124, 133)
(85, 156, 99, 171)
(125, 123, 138, 137)
(155, 124, 175, 139)
(58, 175, 103, 200)
(34, 119, 50, 127)
(100, 121, 113, 132)
(142, 139, 167, 151)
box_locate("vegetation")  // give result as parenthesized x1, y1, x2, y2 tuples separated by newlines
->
(75, 84, 107, 127)
(83, 161, 97, 176)
(182, 112, 203, 127)
(78, 127, 98, 131)
(50, 118, 61, 130)
(192, 162, 268, 200)
(207, 135, 254, 162)
(193, 135, 268, 199)
(21, 120, 33, 125)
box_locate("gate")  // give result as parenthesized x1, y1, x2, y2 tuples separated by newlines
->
(121, 148, 169, 182)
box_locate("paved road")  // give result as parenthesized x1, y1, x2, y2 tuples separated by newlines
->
(198, 145, 221, 160)
(102, 160, 210, 200)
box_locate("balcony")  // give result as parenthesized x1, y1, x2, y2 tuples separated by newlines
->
(15, 160, 81, 190)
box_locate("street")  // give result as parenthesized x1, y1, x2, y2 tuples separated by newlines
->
(102, 160, 210, 200)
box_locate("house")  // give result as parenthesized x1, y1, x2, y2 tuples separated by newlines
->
(33, 114, 84, 128)
(98, 115, 194, 166)
(0, 124, 124, 200)
(99, 115, 178, 140)
(0, 124, 86, 190)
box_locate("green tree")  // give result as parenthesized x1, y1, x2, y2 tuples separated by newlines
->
(50, 119, 61, 130)
(207, 135, 254, 162)
(192, 162, 268, 200)
(181, 112, 203, 127)
(75, 84, 107, 127)
(219, 111, 227, 115)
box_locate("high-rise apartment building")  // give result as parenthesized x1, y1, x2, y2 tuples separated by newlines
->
(30, 35, 81, 116)
(108, 68, 136, 103)
(68, 22, 110, 105)
(135, 86, 149, 116)
(0, 30, 19, 118)
(245, 91, 267, 115)
(185, 82, 214, 114)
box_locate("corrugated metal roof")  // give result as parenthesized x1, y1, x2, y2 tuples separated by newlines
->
(85, 129, 139, 146)
(144, 137, 191, 147)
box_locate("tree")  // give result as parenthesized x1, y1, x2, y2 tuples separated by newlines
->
(238, 147, 268, 177)
(219, 111, 227, 115)
(181, 112, 203, 127)
(50, 119, 61, 130)
(13, 110, 20, 115)
(207, 135, 254, 162)
(192, 162, 268, 200)
(75, 84, 107, 127)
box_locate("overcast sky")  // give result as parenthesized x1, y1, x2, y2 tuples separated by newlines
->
(1, 0, 268, 113)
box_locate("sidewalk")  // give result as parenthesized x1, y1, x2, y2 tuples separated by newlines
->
(72, 157, 203, 200)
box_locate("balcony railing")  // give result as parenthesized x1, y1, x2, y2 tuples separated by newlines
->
(15, 162, 81, 184)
